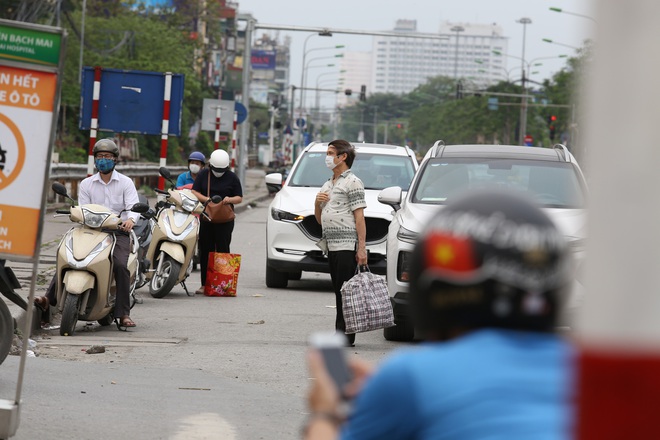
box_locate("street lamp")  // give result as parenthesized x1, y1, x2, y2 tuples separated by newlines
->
(298, 31, 333, 147)
(517, 17, 532, 146)
(451, 25, 465, 79)
(542, 38, 579, 51)
(549, 7, 597, 24)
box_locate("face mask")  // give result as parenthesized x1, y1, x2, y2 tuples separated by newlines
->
(95, 158, 115, 174)
(325, 155, 338, 170)
(189, 164, 201, 174)
(212, 171, 225, 178)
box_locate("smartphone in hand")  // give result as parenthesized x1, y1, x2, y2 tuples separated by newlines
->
(309, 331, 352, 398)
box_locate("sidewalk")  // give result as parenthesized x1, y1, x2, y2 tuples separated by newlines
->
(235, 168, 271, 213)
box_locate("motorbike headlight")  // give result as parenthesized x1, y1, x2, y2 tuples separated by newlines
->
(271, 208, 304, 223)
(180, 193, 198, 212)
(397, 225, 419, 245)
(82, 207, 111, 228)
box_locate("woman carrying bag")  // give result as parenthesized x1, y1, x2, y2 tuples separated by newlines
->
(191, 149, 243, 295)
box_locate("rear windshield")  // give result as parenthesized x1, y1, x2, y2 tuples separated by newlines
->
(289, 152, 416, 191)
(412, 158, 587, 208)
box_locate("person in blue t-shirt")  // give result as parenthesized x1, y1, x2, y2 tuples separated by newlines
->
(176, 151, 206, 188)
(305, 189, 576, 440)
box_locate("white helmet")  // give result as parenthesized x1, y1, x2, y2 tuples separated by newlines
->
(209, 149, 230, 171)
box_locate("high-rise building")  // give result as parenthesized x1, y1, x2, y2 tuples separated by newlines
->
(250, 33, 291, 106)
(371, 20, 509, 95)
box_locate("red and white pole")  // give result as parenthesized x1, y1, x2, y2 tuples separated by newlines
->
(230, 110, 237, 171)
(86, 66, 102, 176)
(158, 72, 172, 190)
(214, 105, 221, 150)
(576, 1, 660, 439)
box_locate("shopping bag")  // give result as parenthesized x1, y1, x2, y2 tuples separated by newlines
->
(205, 252, 241, 297)
(341, 267, 395, 334)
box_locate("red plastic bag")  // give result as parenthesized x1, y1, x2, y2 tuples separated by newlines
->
(205, 253, 241, 297)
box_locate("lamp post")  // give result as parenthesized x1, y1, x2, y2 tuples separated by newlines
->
(542, 38, 580, 51)
(549, 7, 597, 24)
(298, 31, 333, 149)
(315, 70, 345, 110)
(517, 17, 532, 146)
(451, 25, 465, 79)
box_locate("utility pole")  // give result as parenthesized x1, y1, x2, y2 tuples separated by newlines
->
(373, 106, 378, 143)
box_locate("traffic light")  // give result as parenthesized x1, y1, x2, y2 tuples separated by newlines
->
(344, 88, 352, 96)
(396, 123, 404, 129)
(359, 85, 367, 102)
(548, 115, 557, 140)
(455, 81, 463, 99)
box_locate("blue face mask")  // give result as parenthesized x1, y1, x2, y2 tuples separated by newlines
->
(95, 158, 115, 174)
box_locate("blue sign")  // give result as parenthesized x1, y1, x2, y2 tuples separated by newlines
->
(296, 118, 306, 128)
(251, 50, 277, 70)
(79, 67, 184, 135)
(234, 101, 248, 124)
(258, 132, 269, 139)
(487, 97, 498, 111)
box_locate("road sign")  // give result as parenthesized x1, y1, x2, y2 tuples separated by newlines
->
(488, 97, 499, 111)
(234, 101, 248, 124)
(0, 20, 65, 260)
(201, 100, 248, 132)
(79, 67, 184, 135)
(524, 135, 533, 146)
(296, 118, 306, 128)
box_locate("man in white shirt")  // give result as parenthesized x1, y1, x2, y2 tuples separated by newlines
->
(37, 139, 140, 329)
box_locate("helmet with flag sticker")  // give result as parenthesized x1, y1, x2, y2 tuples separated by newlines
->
(408, 188, 571, 336)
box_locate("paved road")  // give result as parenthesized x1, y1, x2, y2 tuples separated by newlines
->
(0, 179, 402, 439)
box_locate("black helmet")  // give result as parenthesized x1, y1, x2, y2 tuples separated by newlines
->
(92, 139, 119, 157)
(408, 188, 570, 335)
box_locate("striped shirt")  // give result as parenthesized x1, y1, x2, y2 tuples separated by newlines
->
(320, 170, 367, 252)
(78, 170, 140, 222)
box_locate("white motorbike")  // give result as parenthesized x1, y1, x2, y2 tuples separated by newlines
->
(51, 182, 149, 335)
(143, 167, 219, 298)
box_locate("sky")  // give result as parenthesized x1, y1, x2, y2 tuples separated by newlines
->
(237, 0, 595, 107)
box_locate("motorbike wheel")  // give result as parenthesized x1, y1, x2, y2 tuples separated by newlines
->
(0, 301, 14, 365)
(60, 293, 80, 336)
(97, 313, 114, 326)
(149, 255, 181, 298)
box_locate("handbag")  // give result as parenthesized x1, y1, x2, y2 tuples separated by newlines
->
(205, 252, 241, 297)
(341, 266, 395, 334)
(203, 171, 235, 223)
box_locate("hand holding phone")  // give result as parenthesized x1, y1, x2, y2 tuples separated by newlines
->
(309, 331, 352, 398)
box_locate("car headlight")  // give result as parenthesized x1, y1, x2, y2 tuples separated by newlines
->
(397, 225, 419, 244)
(271, 208, 304, 223)
(82, 207, 111, 228)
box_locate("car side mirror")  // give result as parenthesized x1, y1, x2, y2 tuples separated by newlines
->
(378, 186, 403, 211)
(265, 173, 283, 194)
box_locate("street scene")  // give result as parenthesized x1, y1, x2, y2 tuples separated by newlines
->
(3, 0, 660, 439)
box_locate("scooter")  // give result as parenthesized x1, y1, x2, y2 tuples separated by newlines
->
(133, 195, 157, 291)
(0, 259, 26, 365)
(144, 167, 219, 298)
(51, 182, 149, 336)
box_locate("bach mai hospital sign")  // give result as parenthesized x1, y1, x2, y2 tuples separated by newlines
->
(0, 20, 65, 260)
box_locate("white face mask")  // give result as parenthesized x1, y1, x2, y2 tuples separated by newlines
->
(189, 164, 201, 174)
(212, 170, 225, 178)
(325, 155, 338, 170)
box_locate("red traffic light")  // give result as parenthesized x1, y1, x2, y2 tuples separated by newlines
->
(550, 115, 557, 122)
(396, 123, 403, 129)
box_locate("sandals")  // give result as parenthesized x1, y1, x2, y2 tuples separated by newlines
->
(115, 315, 136, 331)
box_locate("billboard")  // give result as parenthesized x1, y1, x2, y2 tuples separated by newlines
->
(79, 67, 184, 136)
(251, 50, 276, 70)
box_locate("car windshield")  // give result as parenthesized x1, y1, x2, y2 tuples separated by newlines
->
(412, 158, 587, 208)
(288, 152, 416, 191)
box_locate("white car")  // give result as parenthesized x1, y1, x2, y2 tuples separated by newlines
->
(264, 142, 419, 288)
(378, 142, 588, 341)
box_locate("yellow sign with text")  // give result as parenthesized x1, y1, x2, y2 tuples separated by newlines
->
(0, 65, 57, 258)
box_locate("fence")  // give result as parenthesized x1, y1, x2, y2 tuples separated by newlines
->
(48, 163, 187, 202)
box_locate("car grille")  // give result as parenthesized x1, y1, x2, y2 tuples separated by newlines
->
(299, 215, 390, 243)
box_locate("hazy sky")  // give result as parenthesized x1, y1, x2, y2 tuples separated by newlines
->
(238, 0, 595, 105)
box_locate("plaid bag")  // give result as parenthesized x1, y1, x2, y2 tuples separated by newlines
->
(341, 267, 395, 334)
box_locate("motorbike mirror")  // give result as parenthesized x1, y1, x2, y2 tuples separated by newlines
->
(159, 167, 172, 180)
(210, 195, 222, 204)
(52, 181, 68, 197)
(131, 202, 150, 214)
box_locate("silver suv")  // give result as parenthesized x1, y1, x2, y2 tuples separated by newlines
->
(378, 142, 588, 340)
(265, 142, 418, 288)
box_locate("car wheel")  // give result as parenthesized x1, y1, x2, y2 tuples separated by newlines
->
(383, 300, 414, 341)
(266, 264, 288, 288)
(288, 271, 302, 281)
